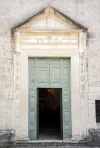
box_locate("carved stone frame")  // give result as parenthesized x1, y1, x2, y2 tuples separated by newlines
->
(14, 30, 85, 140)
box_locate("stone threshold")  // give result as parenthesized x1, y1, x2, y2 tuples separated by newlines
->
(16, 140, 87, 143)
(14, 140, 87, 147)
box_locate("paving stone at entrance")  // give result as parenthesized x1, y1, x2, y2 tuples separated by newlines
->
(9, 146, 100, 148)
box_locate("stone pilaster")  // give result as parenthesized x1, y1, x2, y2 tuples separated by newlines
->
(79, 32, 85, 137)
(14, 31, 21, 139)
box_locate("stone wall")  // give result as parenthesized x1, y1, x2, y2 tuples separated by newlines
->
(0, 0, 100, 140)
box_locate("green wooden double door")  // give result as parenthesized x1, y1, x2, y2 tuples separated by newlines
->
(28, 58, 71, 140)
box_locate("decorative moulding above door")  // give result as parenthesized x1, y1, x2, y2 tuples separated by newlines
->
(11, 5, 88, 32)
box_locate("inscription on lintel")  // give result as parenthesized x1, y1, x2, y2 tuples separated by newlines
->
(21, 36, 78, 44)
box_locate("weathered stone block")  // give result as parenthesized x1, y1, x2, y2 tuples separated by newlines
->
(88, 69, 99, 80)
(88, 58, 98, 70)
(89, 87, 100, 93)
(89, 80, 100, 87)
(71, 136, 84, 141)
(18, 0, 43, 3)
(88, 50, 99, 58)
(0, 131, 14, 142)
(88, 104, 95, 119)
(67, 0, 76, 3)
(86, 32, 97, 39)
(88, 93, 100, 100)
(67, 3, 77, 17)
(78, 0, 95, 3)
(87, 129, 100, 146)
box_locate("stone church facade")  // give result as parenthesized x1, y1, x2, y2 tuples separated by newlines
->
(0, 0, 100, 145)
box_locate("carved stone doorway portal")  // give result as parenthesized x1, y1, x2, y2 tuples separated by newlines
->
(12, 5, 87, 140)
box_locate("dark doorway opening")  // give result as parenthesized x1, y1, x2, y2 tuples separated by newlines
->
(38, 88, 62, 140)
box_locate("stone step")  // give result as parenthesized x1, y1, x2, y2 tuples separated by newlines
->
(14, 140, 87, 147)
(0, 140, 87, 147)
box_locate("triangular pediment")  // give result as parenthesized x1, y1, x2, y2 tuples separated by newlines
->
(12, 6, 88, 32)
(26, 12, 72, 30)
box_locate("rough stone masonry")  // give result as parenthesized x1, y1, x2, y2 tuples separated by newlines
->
(0, 0, 100, 146)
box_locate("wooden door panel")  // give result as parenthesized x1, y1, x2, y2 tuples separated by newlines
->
(51, 68, 60, 79)
(50, 58, 71, 139)
(37, 58, 49, 88)
(63, 59, 71, 138)
(28, 58, 49, 140)
(28, 58, 71, 140)
(50, 59, 62, 88)
(29, 58, 37, 140)
(30, 97, 35, 109)
(29, 83, 35, 89)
